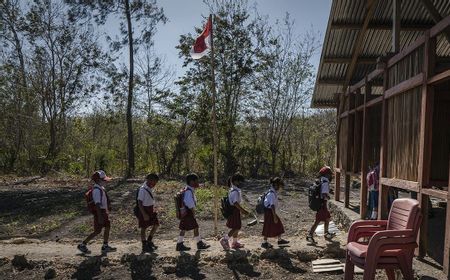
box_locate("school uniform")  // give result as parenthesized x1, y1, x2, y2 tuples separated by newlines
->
(315, 176, 331, 222)
(92, 184, 111, 232)
(262, 187, 285, 238)
(137, 182, 159, 228)
(226, 185, 242, 230)
(179, 186, 199, 231)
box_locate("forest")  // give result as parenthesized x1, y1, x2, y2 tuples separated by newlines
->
(0, 0, 336, 180)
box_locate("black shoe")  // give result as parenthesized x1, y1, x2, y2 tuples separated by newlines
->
(142, 243, 154, 253)
(277, 239, 290, 245)
(261, 242, 273, 249)
(148, 241, 158, 250)
(77, 243, 90, 254)
(306, 234, 317, 244)
(324, 232, 336, 240)
(176, 242, 191, 251)
(197, 241, 210, 250)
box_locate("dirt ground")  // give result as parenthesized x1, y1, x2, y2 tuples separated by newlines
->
(0, 176, 445, 279)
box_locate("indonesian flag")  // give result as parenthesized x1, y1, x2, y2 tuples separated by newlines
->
(190, 17, 212, 59)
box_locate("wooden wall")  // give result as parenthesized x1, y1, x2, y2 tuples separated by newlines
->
(385, 87, 422, 181)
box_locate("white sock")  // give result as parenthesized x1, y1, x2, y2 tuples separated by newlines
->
(223, 234, 229, 240)
(177, 236, 184, 243)
(195, 236, 201, 242)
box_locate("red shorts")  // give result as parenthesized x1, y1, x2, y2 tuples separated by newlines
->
(262, 208, 285, 238)
(226, 207, 241, 230)
(315, 201, 331, 222)
(179, 209, 198, 231)
(137, 206, 159, 228)
(93, 209, 110, 232)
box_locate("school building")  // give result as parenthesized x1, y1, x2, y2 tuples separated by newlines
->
(312, 0, 450, 276)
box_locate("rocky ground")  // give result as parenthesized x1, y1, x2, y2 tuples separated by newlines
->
(0, 176, 445, 279)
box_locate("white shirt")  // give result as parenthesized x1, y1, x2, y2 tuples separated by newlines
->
(320, 176, 330, 199)
(92, 184, 108, 209)
(263, 187, 278, 208)
(183, 185, 197, 209)
(137, 182, 155, 207)
(228, 185, 242, 205)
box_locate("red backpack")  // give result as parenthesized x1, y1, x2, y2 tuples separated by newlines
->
(85, 185, 103, 214)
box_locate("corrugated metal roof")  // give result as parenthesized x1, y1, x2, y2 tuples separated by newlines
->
(312, 0, 450, 108)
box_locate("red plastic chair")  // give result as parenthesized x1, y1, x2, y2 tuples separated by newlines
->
(344, 198, 422, 280)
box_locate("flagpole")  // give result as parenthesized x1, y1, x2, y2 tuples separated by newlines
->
(209, 13, 219, 236)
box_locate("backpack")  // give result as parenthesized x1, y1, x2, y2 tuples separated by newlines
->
(255, 189, 273, 214)
(220, 189, 238, 219)
(133, 187, 154, 217)
(174, 188, 191, 220)
(85, 185, 102, 214)
(308, 180, 323, 211)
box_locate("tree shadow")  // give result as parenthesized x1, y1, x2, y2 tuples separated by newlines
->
(260, 248, 306, 273)
(129, 253, 157, 280)
(175, 251, 205, 280)
(71, 256, 102, 280)
(225, 249, 261, 278)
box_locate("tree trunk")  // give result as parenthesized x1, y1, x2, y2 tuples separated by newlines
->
(224, 129, 235, 176)
(125, 0, 135, 178)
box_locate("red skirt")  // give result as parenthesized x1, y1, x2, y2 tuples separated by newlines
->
(262, 209, 285, 238)
(179, 209, 199, 231)
(226, 207, 241, 230)
(315, 201, 331, 222)
(93, 209, 110, 232)
(137, 205, 159, 228)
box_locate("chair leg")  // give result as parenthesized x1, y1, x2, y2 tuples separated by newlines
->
(344, 254, 354, 280)
(385, 268, 395, 280)
(363, 264, 376, 280)
(398, 255, 414, 280)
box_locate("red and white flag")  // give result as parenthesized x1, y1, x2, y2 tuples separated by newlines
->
(190, 17, 212, 60)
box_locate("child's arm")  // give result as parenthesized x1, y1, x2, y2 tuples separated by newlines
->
(271, 206, 279, 223)
(233, 202, 249, 215)
(138, 200, 149, 220)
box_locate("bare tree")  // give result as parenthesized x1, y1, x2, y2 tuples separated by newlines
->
(255, 14, 318, 175)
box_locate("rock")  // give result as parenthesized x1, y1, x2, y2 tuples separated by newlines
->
(162, 264, 176, 274)
(0, 257, 9, 267)
(12, 255, 31, 270)
(44, 268, 57, 279)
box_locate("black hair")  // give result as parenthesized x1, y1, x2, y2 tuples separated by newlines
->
(146, 173, 159, 181)
(270, 177, 284, 187)
(186, 173, 199, 185)
(227, 173, 245, 187)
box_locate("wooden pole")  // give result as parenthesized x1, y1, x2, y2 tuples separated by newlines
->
(360, 79, 370, 219)
(209, 14, 219, 235)
(417, 31, 435, 257)
(392, 0, 401, 53)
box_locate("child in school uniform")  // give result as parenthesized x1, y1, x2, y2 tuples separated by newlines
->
(220, 173, 249, 250)
(176, 173, 211, 251)
(137, 173, 160, 253)
(78, 170, 117, 254)
(261, 177, 290, 249)
(306, 166, 336, 243)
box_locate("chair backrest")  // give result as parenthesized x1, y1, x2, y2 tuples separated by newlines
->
(387, 198, 421, 236)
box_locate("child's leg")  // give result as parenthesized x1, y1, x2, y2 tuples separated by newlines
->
(232, 229, 238, 239)
(83, 230, 100, 244)
(324, 218, 330, 233)
(148, 224, 159, 241)
(103, 225, 110, 244)
(140, 228, 147, 241)
(308, 220, 320, 236)
(177, 230, 185, 244)
(193, 227, 199, 237)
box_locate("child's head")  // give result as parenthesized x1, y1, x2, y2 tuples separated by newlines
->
(228, 173, 245, 187)
(270, 177, 284, 190)
(319, 166, 333, 180)
(91, 170, 111, 186)
(186, 173, 199, 188)
(146, 173, 159, 188)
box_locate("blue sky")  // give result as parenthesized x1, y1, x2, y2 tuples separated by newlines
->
(151, 0, 332, 79)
